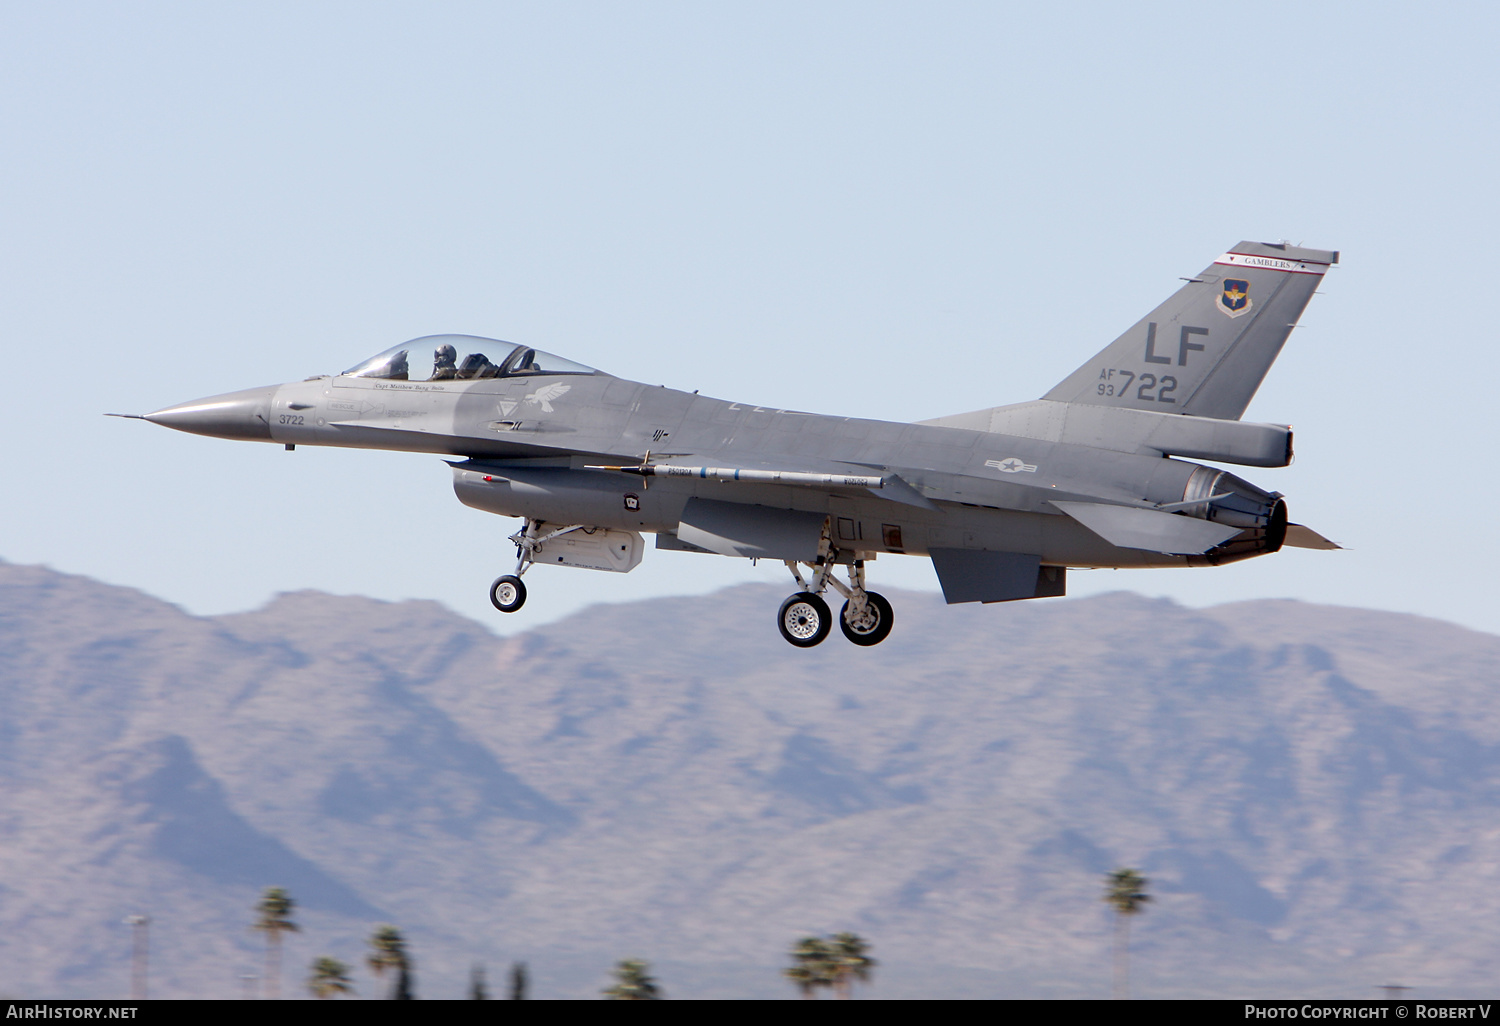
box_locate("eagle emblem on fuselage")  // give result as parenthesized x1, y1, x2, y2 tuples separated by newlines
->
(524, 383, 571, 413)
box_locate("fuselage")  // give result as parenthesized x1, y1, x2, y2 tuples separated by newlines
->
(149, 364, 1281, 572)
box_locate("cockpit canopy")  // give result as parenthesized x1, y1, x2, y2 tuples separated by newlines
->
(342, 334, 599, 383)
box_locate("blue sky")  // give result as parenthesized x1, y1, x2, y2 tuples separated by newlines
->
(3, 2, 1496, 634)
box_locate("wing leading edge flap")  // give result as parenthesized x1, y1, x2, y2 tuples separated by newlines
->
(676, 497, 827, 561)
(1051, 500, 1242, 555)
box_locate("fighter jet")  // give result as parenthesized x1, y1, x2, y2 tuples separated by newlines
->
(125, 240, 1340, 647)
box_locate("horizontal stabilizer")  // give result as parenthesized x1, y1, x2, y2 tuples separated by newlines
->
(1052, 500, 1242, 555)
(1283, 524, 1342, 550)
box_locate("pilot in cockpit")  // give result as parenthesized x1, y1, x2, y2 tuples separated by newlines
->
(431, 343, 458, 380)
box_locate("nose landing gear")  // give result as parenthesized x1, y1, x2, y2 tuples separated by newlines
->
(778, 554, 893, 648)
(489, 518, 588, 614)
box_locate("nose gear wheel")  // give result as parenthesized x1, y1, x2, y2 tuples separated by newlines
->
(490, 575, 526, 613)
(778, 592, 832, 648)
(487, 517, 587, 615)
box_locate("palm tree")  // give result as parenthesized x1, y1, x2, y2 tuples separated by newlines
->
(784, 936, 836, 999)
(394, 960, 415, 1000)
(366, 925, 408, 999)
(1104, 868, 1150, 999)
(829, 932, 876, 999)
(307, 957, 353, 999)
(123, 915, 149, 1001)
(470, 963, 487, 1000)
(252, 887, 298, 1000)
(602, 958, 661, 1000)
(509, 961, 528, 1000)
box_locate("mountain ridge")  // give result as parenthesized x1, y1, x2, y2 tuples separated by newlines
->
(2, 559, 1498, 998)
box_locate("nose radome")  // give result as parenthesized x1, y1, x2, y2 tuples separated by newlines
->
(144, 385, 278, 441)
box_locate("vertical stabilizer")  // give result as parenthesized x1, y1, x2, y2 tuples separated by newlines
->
(1044, 242, 1337, 420)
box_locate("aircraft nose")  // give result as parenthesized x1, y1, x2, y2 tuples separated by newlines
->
(144, 385, 278, 441)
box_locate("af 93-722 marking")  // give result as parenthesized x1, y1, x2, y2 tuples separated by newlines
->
(1097, 369, 1178, 403)
(1095, 320, 1212, 401)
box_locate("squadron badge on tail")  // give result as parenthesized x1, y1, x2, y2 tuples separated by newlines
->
(1218, 278, 1253, 318)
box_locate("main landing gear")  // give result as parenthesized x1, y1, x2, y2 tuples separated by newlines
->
(489, 518, 587, 614)
(778, 556, 894, 648)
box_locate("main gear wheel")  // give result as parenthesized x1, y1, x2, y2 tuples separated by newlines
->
(777, 592, 832, 648)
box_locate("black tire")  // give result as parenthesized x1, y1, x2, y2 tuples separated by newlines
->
(777, 592, 832, 648)
(490, 575, 527, 613)
(840, 591, 894, 646)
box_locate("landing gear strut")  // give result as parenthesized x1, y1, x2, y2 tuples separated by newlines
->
(489, 518, 585, 614)
(778, 546, 894, 648)
(839, 590, 894, 647)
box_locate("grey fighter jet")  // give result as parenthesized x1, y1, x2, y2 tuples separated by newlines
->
(126, 240, 1340, 647)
